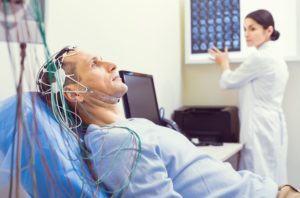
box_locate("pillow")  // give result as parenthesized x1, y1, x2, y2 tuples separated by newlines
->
(0, 92, 108, 198)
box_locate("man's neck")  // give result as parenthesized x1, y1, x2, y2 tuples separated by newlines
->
(78, 102, 126, 126)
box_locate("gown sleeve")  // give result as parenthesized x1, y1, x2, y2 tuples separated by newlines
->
(220, 51, 272, 89)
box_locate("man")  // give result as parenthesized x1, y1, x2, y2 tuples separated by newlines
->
(37, 46, 299, 198)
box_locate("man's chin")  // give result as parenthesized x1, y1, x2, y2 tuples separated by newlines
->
(116, 86, 128, 98)
(122, 85, 128, 95)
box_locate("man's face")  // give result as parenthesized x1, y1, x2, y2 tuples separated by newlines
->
(64, 50, 128, 99)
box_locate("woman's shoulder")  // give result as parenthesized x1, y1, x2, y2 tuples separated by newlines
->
(242, 50, 265, 68)
(258, 41, 284, 61)
(249, 49, 268, 60)
(246, 46, 279, 66)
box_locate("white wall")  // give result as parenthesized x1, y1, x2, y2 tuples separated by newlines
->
(0, 0, 182, 118)
(283, 62, 300, 188)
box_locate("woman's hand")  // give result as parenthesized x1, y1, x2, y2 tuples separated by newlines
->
(208, 47, 230, 71)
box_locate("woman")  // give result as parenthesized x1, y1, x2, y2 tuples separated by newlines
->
(208, 9, 289, 184)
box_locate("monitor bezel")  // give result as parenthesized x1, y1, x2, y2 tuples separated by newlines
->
(119, 70, 163, 125)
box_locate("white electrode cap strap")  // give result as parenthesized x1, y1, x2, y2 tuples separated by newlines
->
(51, 68, 66, 93)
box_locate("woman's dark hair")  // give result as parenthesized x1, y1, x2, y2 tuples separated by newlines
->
(246, 9, 280, 41)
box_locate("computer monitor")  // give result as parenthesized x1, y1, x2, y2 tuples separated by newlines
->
(119, 70, 162, 125)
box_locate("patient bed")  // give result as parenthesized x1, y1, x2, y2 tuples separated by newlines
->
(0, 92, 108, 197)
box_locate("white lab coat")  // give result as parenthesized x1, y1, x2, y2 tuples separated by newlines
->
(220, 41, 289, 185)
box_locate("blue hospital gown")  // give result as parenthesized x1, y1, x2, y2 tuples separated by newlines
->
(85, 118, 278, 198)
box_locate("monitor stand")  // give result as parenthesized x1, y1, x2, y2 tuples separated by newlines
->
(190, 138, 223, 146)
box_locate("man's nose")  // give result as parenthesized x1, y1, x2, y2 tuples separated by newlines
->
(105, 62, 117, 72)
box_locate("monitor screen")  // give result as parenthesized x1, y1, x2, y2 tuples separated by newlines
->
(119, 70, 162, 125)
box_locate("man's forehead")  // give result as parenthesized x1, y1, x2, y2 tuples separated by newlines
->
(64, 50, 94, 63)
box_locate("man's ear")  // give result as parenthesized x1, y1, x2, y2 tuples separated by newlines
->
(63, 85, 84, 103)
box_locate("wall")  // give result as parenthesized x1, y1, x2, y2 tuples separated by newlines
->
(283, 63, 300, 188)
(0, 0, 182, 119)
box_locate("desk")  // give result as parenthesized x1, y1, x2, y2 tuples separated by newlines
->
(198, 143, 243, 169)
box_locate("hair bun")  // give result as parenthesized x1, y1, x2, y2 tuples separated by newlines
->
(271, 30, 280, 41)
